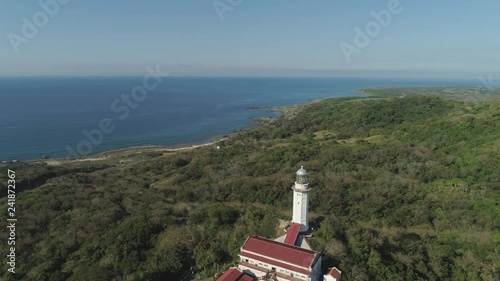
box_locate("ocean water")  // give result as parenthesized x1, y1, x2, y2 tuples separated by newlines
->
(0, 76, 483, 160)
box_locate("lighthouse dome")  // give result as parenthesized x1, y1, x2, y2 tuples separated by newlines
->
(295, 166, 309, 185)
(296, 166, 307, 176)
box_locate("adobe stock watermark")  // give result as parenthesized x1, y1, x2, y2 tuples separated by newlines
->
(65, 65, 169, 158)
(7, 0, 71, 54)
(213, 0, 244, 21)
(339, 0, 413, 64)
(469, 74, 497, 102)
(476, 74, 496, 92)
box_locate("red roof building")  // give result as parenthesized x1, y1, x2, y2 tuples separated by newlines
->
(324, 267, 342, 281)
(215, 167, 343, 281)
(217, 267, 254, 281)
(284, 223, 302, 245)
(237, 236, 323, 281)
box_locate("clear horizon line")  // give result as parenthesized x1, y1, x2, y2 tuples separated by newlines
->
(0, 73, 488, 80)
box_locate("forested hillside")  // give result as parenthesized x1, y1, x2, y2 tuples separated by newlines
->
(1, 93, 499, 281)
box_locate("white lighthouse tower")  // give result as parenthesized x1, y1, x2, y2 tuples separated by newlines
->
(292, 166, 311, 232)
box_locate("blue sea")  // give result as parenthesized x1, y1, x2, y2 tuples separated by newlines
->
(0, 76, 486, 160)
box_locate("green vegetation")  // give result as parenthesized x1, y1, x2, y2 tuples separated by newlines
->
(358, 87, 500, 103)
(1, 90, 499, 281)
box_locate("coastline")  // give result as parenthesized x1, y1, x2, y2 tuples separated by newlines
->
(4, 89, 381, 165)
(3, 90, 377, 165)
(3, 76, 495, 163)
(6, 96, 319, 165)
(41, 141, 223, 166)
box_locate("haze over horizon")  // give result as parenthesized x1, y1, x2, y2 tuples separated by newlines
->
(1, 0, 499, 78)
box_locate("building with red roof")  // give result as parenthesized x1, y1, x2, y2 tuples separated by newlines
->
(324, 267, 342, 281)
(217, 267, 254, 281)
(283, 223, 302, 245)
(238, 236, 323, 280)
(218, 167, 341, 281)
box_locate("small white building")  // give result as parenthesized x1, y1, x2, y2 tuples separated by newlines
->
(323, 267, 342, 281)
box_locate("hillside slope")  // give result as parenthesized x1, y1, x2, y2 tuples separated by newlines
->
(1, 94, 499, 281)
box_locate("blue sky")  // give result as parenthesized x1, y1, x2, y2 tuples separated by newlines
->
(1, 0, 499, 77)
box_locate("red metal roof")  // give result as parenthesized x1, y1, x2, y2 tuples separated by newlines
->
(217, 268, 253, 281)
(284, 223, 301, 245)
(327, 267, 342, 279)
(239, 236, 318, 275)
(240, 252, 311, 275)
